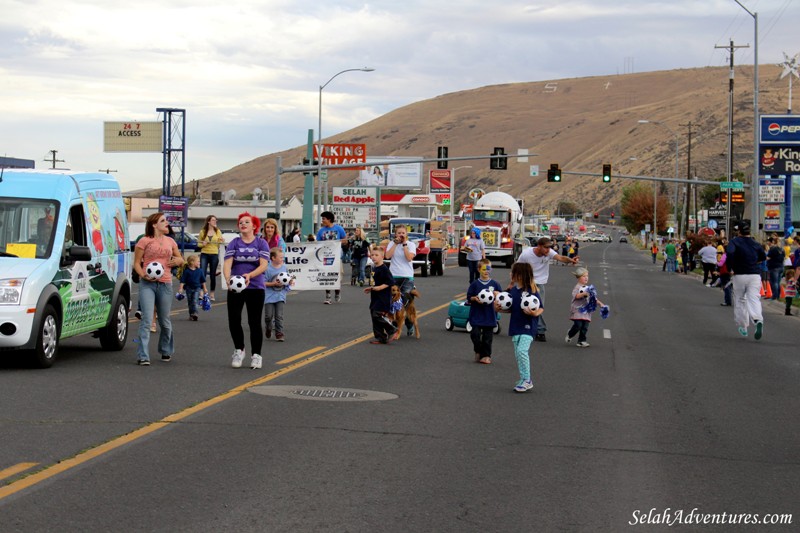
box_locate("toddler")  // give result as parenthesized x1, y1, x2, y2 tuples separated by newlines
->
(565, 267, 607, 347)
(264, 247, 294, 341)
(177, 255, 207, 321)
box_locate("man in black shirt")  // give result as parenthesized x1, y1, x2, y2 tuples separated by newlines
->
(726, 222, 766, 340)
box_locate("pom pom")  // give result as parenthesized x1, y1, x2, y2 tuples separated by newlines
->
(201, 294, 212, 311)
(600, 305, 610, 319)
(175, 292, 185, 301)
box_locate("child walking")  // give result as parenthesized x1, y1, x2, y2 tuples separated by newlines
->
(498, 262, 543, 393)
(177, 255, 207, 321)
(364, 245, 397, 344)
(781, 268, 796, 316)
(467, 258, 502, 364)
(264, 247, 294, 341)
(565, 267, 606, 347)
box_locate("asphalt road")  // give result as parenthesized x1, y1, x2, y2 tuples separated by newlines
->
(1, 239, 798, 532)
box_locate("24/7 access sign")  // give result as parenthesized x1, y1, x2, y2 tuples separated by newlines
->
(104, 121, 163, 152)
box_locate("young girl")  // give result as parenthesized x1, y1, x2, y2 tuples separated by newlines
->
(224, 212, 270, 370)
(781, 268, 796, 316)
(264, 247, 294, 341)
(498, 262, 544, 393)
(565, 267, 606, 347)
(177, 255, 208, 321)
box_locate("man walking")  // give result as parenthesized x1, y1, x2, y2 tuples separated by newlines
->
(726, 221, 766, 340)
(385, 224, 418, 336)
(316, 211, 347, 304)
(516, 236, 579, 342)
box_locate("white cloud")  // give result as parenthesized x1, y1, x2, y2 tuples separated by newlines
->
(1, 0, 798, 192)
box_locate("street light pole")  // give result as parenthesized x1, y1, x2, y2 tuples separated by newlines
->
(638, 119, 679, 235)
(317, 67, 375, 227)
(451, 166, 472, 247)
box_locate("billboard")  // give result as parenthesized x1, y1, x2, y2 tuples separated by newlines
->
(104, 121, 163, 152)
(357, 157, 423, 189)
(760, 145, 800, 174)
(760, 115, 800, 145)
(313, 143, 366, 169)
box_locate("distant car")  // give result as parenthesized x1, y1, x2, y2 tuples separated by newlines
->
(172, 230, 202, 252)
(619, 236, 628, 243)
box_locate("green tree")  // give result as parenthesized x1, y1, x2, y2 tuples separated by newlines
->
(556, 200, 580, 217)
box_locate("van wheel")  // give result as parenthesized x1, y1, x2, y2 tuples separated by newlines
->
(32, 304, 59, 368)
(99, 295, 129, 350)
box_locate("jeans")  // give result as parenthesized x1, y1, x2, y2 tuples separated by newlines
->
(666, 257, 677, 272)
(264, 301, 285, 334)
(567, 319, 590, 343)
(371, 309, 396, 342)
(719, 273, 732, 305)
(467, 260, 480, 283)
(356, 256, 368, 282)
(536, 283, 547, 335)
(186, 287, 200, 315)
(394, 277, 416, 331)
(768, 267, 783, 300)
(137, 280, 174, 361)
(200, 253, 219, 292)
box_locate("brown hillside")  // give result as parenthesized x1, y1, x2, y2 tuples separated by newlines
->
(200, 65, 786, 215)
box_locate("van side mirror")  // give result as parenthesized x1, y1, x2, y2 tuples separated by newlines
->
(67, 245, 92, 262)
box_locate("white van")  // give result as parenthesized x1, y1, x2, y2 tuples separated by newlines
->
(0, 170, 132, 367)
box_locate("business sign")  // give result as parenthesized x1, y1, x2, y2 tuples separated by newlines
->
(760, 145, 800, 174)
(763, 204, 782, 231)
(429, 170, 451, 192)
(760, 114, 800, 145)
(719, 191, 745, 204)
(159, 195, 188, 227)
(313, 143, 366, 169)
(357, 157, 423, 189)
(330, 206, 377, 229)
(332, 187, 377, 205)
(758, 178, 786, 203)
(104, 121, 163, 152)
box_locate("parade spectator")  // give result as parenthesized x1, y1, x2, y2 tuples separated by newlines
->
(133, 212, 184, 365)
(717, 244, 732, 307)
(385, 224, 418, 336)
(262, 217, 287, 253)
(467, 258, 502, 364)
(516, 236, 578, 342)
(350, 227, 371, 286)
(198, 215, 225, 301)
(291, 227, 302, 243)
(679, 238, 690, 274)
(781, 268, 796, 316)
(698, 240, 718, 286)
(316, 211, 347, 304)
(462, 228, 486, 283)
(264, 247, 294, 341)
(364, 245, 396, 344)
(766, 237, 785, 300)
(224, 212, 269, 369)
(726, 221, 766, 340)
(650, 242, 659, 264)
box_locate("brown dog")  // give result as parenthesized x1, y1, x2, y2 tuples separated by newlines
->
(390, 285, 420, 340)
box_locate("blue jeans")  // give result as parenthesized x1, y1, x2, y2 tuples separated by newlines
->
(186, 287, 200, 315)
(357, 256, 368, 282)
(467, 260, 480, 283)
(137, 280, 174, 362)
(394, 277, 416, 331)
(536, 283, 547, 335)
(200, 252, 219, 292)
(666, 257, 677, 272)
(769, 267, 783, 300)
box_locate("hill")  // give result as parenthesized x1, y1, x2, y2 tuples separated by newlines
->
(199, 65, 787, 216)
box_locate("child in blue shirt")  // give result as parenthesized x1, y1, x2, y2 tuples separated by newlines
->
(177, 255, 207, 321)
(264, 247, 294, 341)
(498, 262, 543, 393)
(467, 258, 502, 364)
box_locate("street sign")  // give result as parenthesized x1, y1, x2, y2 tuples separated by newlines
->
(530, 165, 539, 177)
(320, 170, 328, 182)
(719, 181, 744, 190)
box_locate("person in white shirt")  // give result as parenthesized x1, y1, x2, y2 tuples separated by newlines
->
(385, 224, 418, 336)
(516, 236, 578, 342)
(698, 241, 719, 286)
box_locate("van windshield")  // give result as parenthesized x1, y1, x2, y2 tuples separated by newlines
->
(0, 199, 59, 259)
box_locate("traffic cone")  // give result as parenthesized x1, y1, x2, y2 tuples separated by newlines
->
(780, 286, 786, 299)
(760, 282, 766, 297)
(764, 282, 773, 299)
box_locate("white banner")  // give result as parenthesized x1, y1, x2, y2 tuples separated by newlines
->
(285, 241, 342, 291)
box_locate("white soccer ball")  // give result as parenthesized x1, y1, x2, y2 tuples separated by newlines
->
(477, 289, 495, 304)
(275, 272, 292, 286)
(145, 261, 164, 279)
(521, 292, 540, 311)
(228, 275, 247, 293)
(577, 285, 589, 295)
(496, 291, 513, 310)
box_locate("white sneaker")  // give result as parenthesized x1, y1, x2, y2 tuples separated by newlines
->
(576, 341, 590, 348)
(231, 349, 245, 368)
(565, 333, 572, 344)
(250, 354, 262, 370)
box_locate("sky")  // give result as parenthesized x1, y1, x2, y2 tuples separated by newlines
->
(1, 0, 799, 193)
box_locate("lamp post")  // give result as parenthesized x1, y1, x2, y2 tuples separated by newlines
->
(451, 166, 472, 248)
(733, 0, 759, 236)
(317, 67, 375, 225)
(638, 119, 680, 234)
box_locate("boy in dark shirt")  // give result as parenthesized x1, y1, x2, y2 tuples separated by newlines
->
(364, 245, 396, 344)
(467, 258, 502, 364)
(177, 255, 208, 321)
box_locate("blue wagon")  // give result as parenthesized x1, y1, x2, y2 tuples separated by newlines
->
(444, 300, 502, 334)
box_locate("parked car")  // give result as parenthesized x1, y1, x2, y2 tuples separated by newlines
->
(172, 230, 202, 252)
(619, 236, 628, 243)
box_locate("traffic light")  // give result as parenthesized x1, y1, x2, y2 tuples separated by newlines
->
(602, 163, 611, 183)
(594, 212, 599, 218)
(547, 163, 561, 182)
(489, 147, 507, 170)
(437, 146, 448, 169)
(611, 211, 615, 218)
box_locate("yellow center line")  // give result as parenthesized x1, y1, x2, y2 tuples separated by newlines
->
(0, 294, 458, 500)
(0, 463, 38, 482)
(276, 346, 326, 365)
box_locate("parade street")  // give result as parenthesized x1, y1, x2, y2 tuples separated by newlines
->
(1, 239, 797, 532)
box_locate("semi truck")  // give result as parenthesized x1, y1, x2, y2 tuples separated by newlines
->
(458, 191, 525, 268)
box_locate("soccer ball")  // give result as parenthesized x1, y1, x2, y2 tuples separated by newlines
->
(477, 289, 495, 304)
(577, 285, 589, 295)
(496, 291, 513, 310)
(145, 261, 164, 279)
(228, 275, 247, 293)
(520, 292, 540, 311)
(276, 272, 292, 286)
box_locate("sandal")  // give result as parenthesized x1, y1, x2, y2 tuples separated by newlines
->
(479, 357, 492, 364)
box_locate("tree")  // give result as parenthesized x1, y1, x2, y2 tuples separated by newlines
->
(620, 182, 672, 234)
(556, 200, 579, 217)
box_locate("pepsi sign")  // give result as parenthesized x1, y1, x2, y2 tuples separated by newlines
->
(760, 115, 800, 145)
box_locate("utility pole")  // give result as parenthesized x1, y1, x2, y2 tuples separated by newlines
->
(715, 39, 748, 235)
(44, 150, 64, 169)
(98, 169, 117, 174)
(680, 121, 693, 234)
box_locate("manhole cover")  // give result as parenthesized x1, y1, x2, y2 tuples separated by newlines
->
(249, 385, 398, 402)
